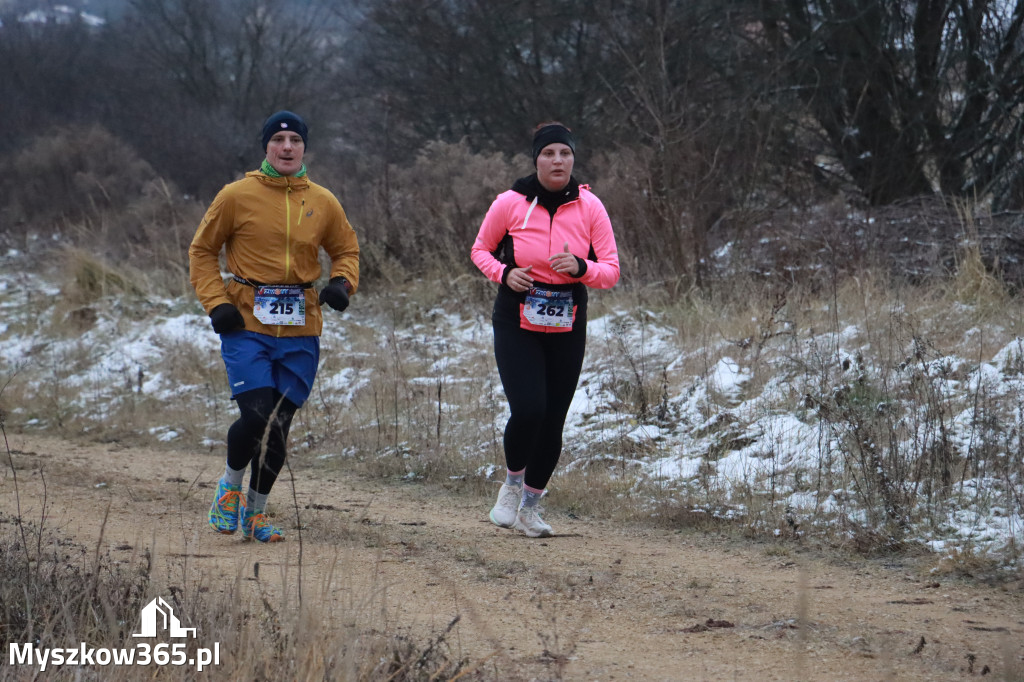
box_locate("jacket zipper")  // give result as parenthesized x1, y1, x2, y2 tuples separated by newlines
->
(280, 184, 303, 338)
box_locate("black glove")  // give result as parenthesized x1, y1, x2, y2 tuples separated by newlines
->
(209, 303, 245, 334)
(318, 277, 350, 312)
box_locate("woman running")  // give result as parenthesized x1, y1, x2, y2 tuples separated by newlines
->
(471, 122, 620, 537)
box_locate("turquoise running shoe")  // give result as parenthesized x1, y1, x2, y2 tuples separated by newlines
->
(208, 478, 242, 534)
(240, 502, 285, 543)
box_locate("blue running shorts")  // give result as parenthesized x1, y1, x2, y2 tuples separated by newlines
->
(220, 331, 320, 407)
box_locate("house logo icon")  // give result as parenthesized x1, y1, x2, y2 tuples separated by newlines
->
(132, 597, 197, 638)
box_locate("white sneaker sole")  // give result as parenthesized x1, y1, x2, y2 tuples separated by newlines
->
(489, 483, 523, 528)
(489, 508, 515, 528)
(513, 517, 553, 538)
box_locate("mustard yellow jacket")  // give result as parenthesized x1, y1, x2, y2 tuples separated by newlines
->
(189, 170, 360, 337)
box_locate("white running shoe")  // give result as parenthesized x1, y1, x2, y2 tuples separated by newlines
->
(513, 505, 553, 538)
(489, 482, 522, 528)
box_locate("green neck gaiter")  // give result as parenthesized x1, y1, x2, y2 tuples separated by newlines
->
(261, 159, 307, 178)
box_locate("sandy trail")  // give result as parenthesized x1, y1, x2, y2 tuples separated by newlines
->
(2, 433, 1022, 681)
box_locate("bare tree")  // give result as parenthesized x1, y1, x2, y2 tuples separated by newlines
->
(756, 0, 1024, 209)
(110, 0, 347, 195)
(333, 0, 801, 287)
(339, 0, 622, 160)
(0, 8, 110, 146)
(592, 1, 782, 288)
(123, 0, 342, 117)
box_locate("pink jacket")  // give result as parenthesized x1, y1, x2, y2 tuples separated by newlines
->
(471, 185, 620, 290)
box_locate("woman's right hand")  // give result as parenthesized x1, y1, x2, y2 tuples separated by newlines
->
(506, 265, 534, 292)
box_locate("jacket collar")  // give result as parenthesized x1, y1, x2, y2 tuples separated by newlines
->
(511, 173, 580, 210)
(246, 169, 310, 190)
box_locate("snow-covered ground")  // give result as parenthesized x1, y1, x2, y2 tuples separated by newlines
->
(1, 250, 1021, 570)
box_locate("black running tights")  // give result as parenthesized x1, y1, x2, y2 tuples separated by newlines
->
(226, 387, 298, 495)
(493, 318, 587, 490)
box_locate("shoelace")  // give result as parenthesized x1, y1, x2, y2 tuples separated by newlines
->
(247, 513, 280, 535)
(521, 506, 546, 520)
(500, 486, 521, 506)
(215, 489, 241, 515)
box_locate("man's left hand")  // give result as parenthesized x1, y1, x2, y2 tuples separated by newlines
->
(318, 277, 351, 312)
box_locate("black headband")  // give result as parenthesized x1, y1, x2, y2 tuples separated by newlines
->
(532, 124, 575, 164)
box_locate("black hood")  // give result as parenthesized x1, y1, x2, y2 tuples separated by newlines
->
(511, 173, 580, 213)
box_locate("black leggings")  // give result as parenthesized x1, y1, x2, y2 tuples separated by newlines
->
(492, 292, 587, 490)
(227, 387, 298, 495)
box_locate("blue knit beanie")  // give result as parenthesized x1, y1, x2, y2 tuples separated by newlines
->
(262, 111, 308, 150)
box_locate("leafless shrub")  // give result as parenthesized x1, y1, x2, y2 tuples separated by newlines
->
(343, 140, 522, 283)
(719, 196, 1024, 295)
(2, 125, 202, 298)
(4, 125, 161, 229)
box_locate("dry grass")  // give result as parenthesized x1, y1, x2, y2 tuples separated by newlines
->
(0, 521, 472, 681)
(4, 130, 1023, 679)
(0, 423, 483, 681)
(2, 191, 1023, 569)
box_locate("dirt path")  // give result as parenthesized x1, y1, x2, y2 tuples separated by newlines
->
(2, 433, 1022, 681)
